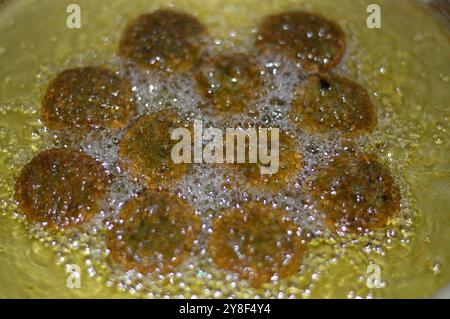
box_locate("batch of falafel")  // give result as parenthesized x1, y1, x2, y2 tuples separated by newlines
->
(13, 9, 401, 288)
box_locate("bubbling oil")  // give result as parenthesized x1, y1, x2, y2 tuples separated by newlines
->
(0, 0, 447, 298)
(2, 53, 415, 298)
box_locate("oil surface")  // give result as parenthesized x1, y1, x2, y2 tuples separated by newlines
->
(0, 0, 449, 298)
